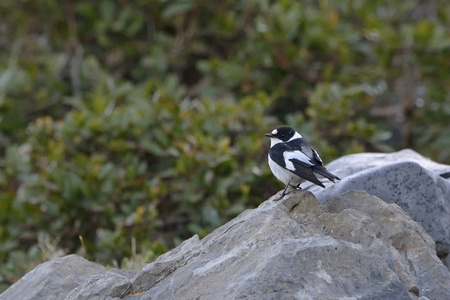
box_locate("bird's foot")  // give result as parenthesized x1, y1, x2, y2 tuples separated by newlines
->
(275, 192, 288, 201)
(275, 182, 304, 201)
(274, 183, 291, 201)
(293, 183, 302, 190)
(275, 184, 303, 201)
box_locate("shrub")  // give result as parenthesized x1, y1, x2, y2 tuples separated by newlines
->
(1, 0, 450, 292)
(0, 68, 275, 288)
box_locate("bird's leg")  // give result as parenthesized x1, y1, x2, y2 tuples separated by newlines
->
(276, 182, 291, 201)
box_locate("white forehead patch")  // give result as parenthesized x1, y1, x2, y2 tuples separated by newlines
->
(271, 129, 278, 135)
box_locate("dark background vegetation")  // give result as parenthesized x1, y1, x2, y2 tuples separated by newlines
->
(0, 0, 449, 291)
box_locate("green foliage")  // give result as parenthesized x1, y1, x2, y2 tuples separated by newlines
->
(1, 0, 450, 292)
(0, 58, 274, 289)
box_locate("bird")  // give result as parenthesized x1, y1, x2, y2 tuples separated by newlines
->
(265, 125, 340, 200)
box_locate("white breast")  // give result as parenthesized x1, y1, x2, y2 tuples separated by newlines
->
(268, 155, 303, 186)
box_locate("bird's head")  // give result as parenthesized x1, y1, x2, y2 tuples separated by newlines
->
(265, 126, 302, 143)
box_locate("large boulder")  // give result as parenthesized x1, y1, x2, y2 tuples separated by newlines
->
(0, 255, 114, 300)
(306, 149, 450, 266)
(2, 190, 449, 300)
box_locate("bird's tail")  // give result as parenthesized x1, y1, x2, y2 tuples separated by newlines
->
(313, 166, 340, 182)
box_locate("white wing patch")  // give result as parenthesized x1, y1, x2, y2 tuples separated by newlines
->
(283, 150, 314, 171)
(312, 148, 323, 164)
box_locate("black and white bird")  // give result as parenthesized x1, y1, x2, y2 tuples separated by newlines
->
(265, 126, 340, 200)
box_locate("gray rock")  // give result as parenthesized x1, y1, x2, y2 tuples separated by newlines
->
(306, 149, 450, 264)
(2, 190, 449, 299)
(0, 255, 106, 300)
(124, 190, 449, 300)
(323, 149, 450, 177)
(130, 234, 202, 293)
(65, 271, 131, 300)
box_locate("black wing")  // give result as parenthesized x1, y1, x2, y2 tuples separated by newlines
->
(290, 159, 325, 188)
(270, 143, 325, 188)
(285, 138, 340, 185)
(287, 139, 323, 165)
(268, 143, 288, 168)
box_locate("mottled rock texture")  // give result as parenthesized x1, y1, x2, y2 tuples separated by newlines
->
(307, 149, 450, 267)
(2, 189, 449, 300)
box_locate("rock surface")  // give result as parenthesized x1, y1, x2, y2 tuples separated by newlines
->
(2, 190, 450, 300)
(305, 149, 450, 266)
(0, 255, 107, 300)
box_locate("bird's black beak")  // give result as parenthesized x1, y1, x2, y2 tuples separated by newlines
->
(265, 133, 273, 138)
